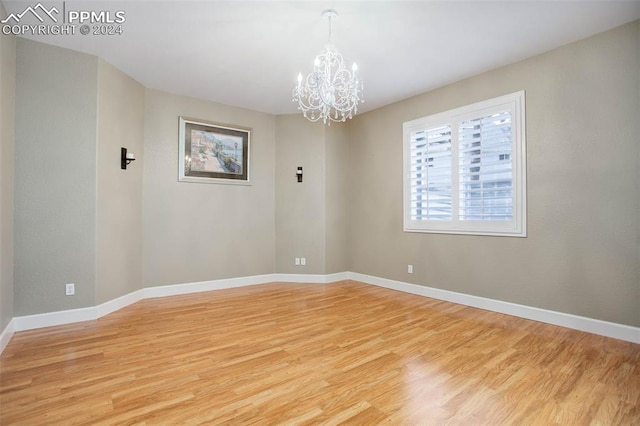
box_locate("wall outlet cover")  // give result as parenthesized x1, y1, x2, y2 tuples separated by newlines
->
(65, 283, 75, 296)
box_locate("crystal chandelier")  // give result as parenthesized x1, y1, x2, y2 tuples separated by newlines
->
(292, 9, 364, 125)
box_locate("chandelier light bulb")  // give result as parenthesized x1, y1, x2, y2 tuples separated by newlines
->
(292, 9, 364, 125)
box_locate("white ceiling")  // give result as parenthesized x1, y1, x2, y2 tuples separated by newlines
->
(3, 1, 640, 115)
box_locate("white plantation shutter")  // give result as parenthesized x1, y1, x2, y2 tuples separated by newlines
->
(409, 125, 452, 220)
(403, 91, 526, 237)
(458, 111, 513, 221)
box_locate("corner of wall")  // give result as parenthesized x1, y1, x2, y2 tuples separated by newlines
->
(324, 123, 349, 274)
(95, 59, 145, 304)
(0, 3, 17, 331)
(274, 115, 327, 274)
(14, 39, 98, 316)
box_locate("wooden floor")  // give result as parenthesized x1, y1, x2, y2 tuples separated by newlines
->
(1, 281, 638, 425)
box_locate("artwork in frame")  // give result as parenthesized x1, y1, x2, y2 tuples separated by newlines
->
(178, 117, 250, 184)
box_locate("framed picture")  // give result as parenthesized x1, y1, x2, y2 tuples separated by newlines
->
(178, 117, 250, 184)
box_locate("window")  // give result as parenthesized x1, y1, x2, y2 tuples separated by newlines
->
(403, 91, 526, 237)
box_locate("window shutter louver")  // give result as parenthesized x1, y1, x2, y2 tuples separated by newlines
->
(409, 125, 452, 220)
(458, 111, 513, 221)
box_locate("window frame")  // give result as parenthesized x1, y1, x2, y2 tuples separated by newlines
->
(403, 91, 527, 237)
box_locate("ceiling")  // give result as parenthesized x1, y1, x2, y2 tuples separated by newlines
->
(3, 1, 639, 115)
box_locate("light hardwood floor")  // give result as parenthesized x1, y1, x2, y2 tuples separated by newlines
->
(1, 280, 638, 424)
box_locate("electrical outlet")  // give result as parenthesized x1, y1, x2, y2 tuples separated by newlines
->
(407, 265, 413, 274)
(65, 283, 75, 296)
(295, 257, 301, 266)
(301, 258, 306, 266)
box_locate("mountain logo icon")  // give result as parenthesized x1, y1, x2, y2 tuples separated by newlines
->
(1, 3, 59, 24)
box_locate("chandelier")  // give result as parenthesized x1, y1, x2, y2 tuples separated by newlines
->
(292, 9, 364, 125)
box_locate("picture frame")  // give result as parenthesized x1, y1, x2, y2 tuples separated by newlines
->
(178, 117, 250, 184)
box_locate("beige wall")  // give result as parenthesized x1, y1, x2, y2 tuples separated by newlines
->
(14, 39, 98, 315)
(0, 4, 16, 330)
(274, 116, 349, 275)
(275, 115, 326, 274)
(142, 89, 276, 287)
(347, 20, 640, 327)
(325, 124, 349, 274)
(14, 41, 146, 315)
(95, 60, 145, 304)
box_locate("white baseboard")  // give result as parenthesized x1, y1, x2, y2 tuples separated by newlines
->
(96, 289, 145, 318)
(14, 305, 98, 331)
(140, 273, 349, 298)
(274, 272, 350, 284)
(0, 318, 15, 354)
(143, 274, 276, 298)
(3, 272, 638, 355)
(8, 273, 348, 336)
(348, 272, 640, 344)
(13, 290, 146, 332)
